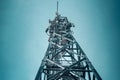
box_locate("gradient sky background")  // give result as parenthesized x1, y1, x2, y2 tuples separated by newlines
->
(0, 0, 120, 80)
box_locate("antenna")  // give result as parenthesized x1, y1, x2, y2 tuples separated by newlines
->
(56, 1, 59, 15)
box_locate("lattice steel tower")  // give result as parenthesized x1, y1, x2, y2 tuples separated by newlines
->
(35, 2, 102, 80)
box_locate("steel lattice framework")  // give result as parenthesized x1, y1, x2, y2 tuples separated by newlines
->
(35, 2, 102, 80)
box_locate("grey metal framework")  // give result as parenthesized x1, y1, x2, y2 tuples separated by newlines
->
(35, 2, 102, 80)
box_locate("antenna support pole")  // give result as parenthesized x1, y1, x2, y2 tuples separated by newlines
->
(56, 1, 59, 15)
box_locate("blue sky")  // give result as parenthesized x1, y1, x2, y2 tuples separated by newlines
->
(0, 0, 120, 80)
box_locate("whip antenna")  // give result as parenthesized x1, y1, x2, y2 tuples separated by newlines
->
(56, 1, 59, 15)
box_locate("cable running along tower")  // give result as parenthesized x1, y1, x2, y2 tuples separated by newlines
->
(35, 2, 102, 80)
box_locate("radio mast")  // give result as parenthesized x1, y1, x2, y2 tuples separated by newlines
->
(35, 1, 102, 80)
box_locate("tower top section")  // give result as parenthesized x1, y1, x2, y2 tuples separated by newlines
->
(45, 1, 75, 39)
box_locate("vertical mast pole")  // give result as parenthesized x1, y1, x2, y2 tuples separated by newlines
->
(56, 1, 59, 15)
